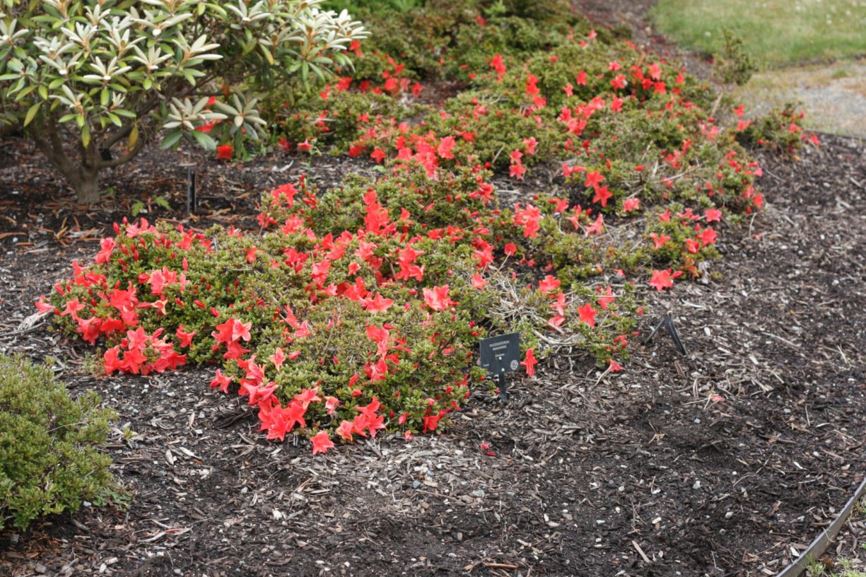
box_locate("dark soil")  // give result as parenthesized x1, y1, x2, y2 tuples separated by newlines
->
(1, 130, 866, 577)
(0, 137, 380, 246)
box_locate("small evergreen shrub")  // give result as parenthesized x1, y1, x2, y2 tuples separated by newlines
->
(714, 29, 757, 86)
(735, 103, 814, 154)
(0, 355, 116, 531)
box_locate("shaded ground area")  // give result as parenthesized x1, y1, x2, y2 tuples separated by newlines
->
(0, 134, 864, 576)
(0, 137, 380, 242)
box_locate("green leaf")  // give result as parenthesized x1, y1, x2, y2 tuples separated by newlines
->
(190, 129, 216, 151)
(159, 130, 183, 150)
(153, 195, 171, 210)
(260, 44, 274, 66)
(207, 3, 227, 17)
(23, 102, 41, 127)
(128, 123, 139, 150)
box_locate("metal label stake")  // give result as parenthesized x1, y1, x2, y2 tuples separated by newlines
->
(479, 332, 521, 401)
(644, 313, 687, 356)
(186, 166, 197, 215)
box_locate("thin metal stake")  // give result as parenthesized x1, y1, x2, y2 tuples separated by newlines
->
(644, 313, 687, 356)
(186, 166, 197, 215)
(499, 372, 509, 402)
(663, 314, 687, 356)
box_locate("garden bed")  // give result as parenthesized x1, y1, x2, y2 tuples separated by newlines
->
(3, 0, 866, 574)
(1, 132, 865, 577)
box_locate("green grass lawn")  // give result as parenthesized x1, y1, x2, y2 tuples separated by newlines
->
(651, 0, 866, 67)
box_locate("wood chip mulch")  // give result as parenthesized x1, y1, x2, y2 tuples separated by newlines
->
(0, 134, 864, 577)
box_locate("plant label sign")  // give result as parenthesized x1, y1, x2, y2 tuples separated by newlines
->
(479, 332, 521, 378)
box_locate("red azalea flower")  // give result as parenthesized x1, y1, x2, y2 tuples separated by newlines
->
(423, 285, 455, 312)
(521, 348, 537, 377)
(623, 198, 640, 213)
(578, 303, 597, 327)
(538, 275, 560, 294)
(649, 269, 682, 291)
(175, 325, 196, 348)
(490, 53, 506, 81)
(437, 136, 456, 159)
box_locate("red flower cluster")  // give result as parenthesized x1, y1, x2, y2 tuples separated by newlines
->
(104, 327, 186, 375)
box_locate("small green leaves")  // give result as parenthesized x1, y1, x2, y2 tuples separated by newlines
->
(0, 354, 116, 532)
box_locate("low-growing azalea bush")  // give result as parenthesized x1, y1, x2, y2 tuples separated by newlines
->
(40, 1, 812, 453)
(43, 166, 639, 451)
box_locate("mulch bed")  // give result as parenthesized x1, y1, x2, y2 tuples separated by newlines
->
(1, 129, 865, 577)
(2, 5, 865, 575)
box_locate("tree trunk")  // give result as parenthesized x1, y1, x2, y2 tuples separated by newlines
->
(68, 167, 101, 204)
(29, 117, 105, 205)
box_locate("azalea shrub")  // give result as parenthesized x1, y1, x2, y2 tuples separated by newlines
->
(44, 161, 638, 450)
(42, 1, 810, 454)
(274, 0, 584, 153)
(0, 354, 116, 531)
(734, 103, 816, 154)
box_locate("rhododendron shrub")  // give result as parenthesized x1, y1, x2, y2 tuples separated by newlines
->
(0, 0, 366, 202)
